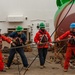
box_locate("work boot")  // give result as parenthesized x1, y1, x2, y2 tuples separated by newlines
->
(43, 65, 46, 68)
(5, 66, 10, 70)
(0, 69, 6, 72)
(24, 67, 29, 70)
(40, 66, 44, 69)
(64, 69, 68, 72)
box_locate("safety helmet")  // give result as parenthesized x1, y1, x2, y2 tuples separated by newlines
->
(39, 22, 45, 29)
(70, 23, 75, 28)
(16, 26, 24, 32)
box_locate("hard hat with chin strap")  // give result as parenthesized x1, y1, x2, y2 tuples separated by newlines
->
(16, 26, 24, 32)
(70, 23, 75, 28)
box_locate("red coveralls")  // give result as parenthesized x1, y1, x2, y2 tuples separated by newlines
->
(57, 30, 75, 70)
(34, 29, 52, 66)
(0, 35, 12, 71)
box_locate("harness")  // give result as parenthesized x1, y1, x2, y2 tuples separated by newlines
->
(39, 31, 48, 43)
(68, 33, 75, 45)
(13, 37, 23, 46)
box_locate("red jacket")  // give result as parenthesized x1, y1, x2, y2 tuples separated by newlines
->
(57, 30, 75, 46)
(34, 30, 52, 48)
(0, 35, 12, 49)
(57, 31, 70, 40)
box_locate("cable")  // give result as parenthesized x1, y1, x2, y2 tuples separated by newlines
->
(23, 54, 39, 75)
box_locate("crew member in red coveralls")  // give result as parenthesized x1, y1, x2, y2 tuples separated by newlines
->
(56, 23, 75, 72)
(0, 29, 13, 72)
(34, 22, 52, 69)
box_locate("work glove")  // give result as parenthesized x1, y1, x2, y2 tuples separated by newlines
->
(55, 38, 61, 46)
(48, 44, 54, 51)
(37, 41, 44, 45)
(10, 41, 16, 47)
(56, 38, 60, 42)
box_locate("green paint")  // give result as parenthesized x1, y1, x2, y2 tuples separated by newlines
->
(54, 2, 69, 21)
(56, 0, 71, 7)
(56, 0, 62, 7)
(54, 0, 75, 22)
